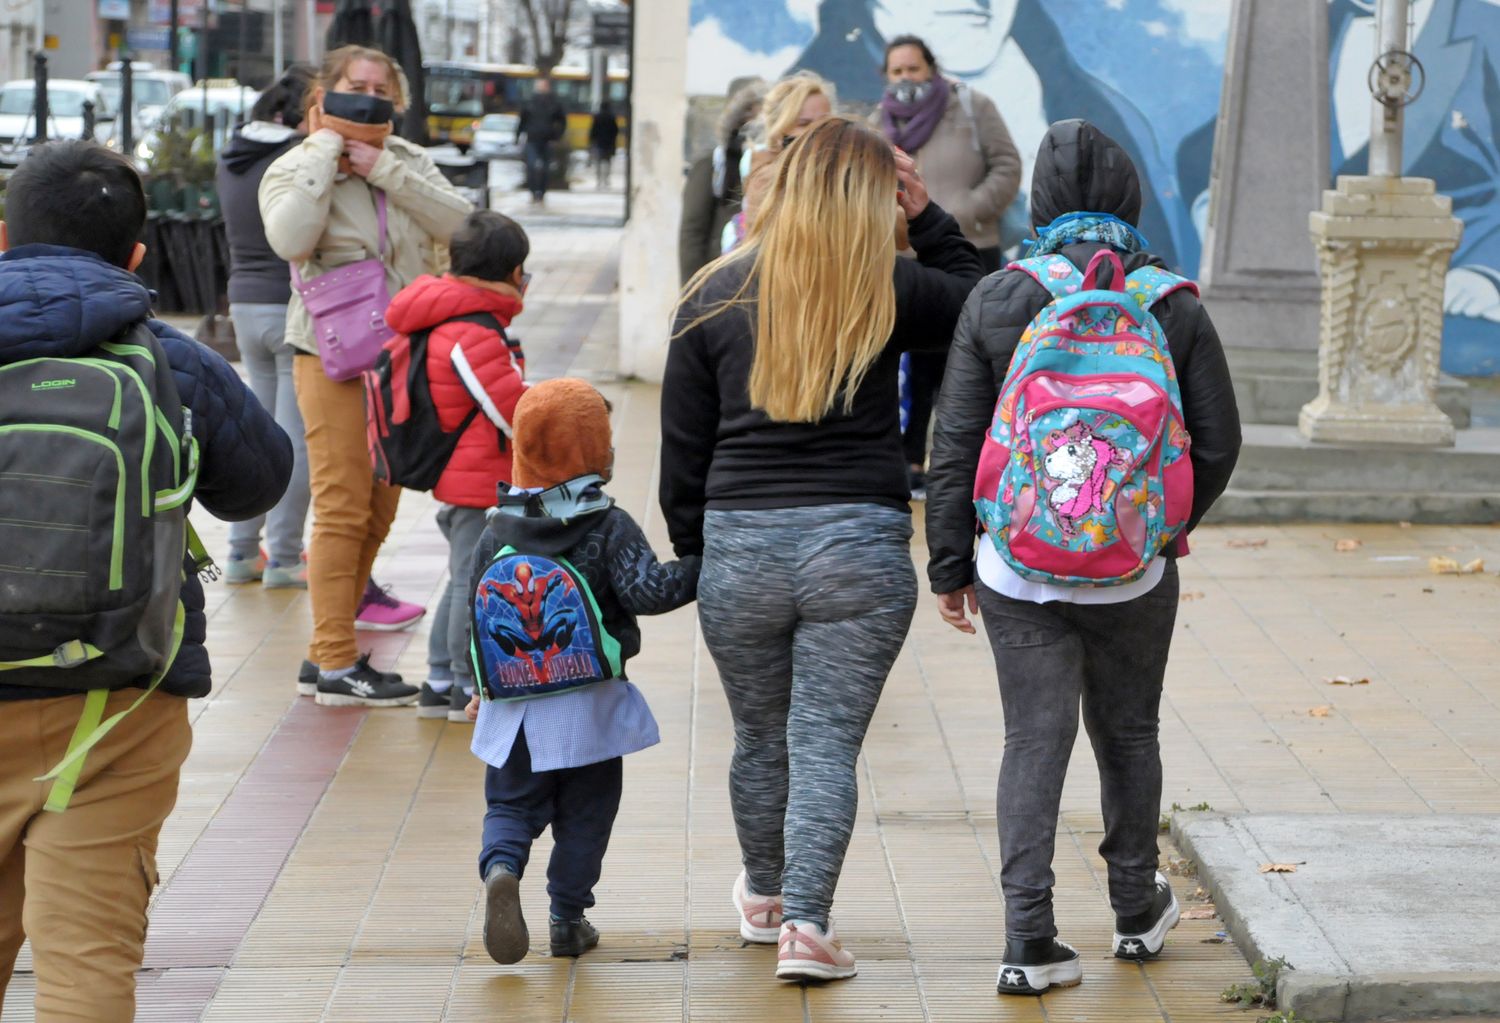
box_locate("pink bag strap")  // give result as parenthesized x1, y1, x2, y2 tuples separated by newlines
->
(1082, 249, 1125, 291)
(288, 187, 387, 289)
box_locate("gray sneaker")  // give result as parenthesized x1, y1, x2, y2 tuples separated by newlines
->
(262, 560, 307, 589)
(448, 684, 475, 724)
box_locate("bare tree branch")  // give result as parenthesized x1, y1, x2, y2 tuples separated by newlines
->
(515, 0, 577, 74)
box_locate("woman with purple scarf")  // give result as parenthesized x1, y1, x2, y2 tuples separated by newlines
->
(873, 34, 1021, 499)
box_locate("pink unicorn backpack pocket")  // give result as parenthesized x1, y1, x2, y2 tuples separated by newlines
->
(973, 250, 1196, 587)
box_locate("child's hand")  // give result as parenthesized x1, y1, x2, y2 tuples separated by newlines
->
(465, 694, 480, 722)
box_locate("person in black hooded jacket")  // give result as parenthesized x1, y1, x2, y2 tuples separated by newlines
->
(216, 64, 316, 588)
(924, 120, 1240, 996)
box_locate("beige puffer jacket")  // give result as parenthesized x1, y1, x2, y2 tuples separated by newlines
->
(260, 129, 471, 355)
(873, 82, 1021, 251)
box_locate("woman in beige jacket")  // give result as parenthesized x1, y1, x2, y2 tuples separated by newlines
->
(873, 34, 1021, 497)
(261, 44, 470, 707)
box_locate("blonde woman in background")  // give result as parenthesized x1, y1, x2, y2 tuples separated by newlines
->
(660, 117, 981, 982)
(721, 71, 835, 253)
(261, 44, 469, 707)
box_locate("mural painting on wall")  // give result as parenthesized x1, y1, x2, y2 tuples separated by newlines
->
(687, 0, 1499, 375)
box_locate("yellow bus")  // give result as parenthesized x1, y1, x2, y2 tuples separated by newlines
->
(424, 62, 628, 152)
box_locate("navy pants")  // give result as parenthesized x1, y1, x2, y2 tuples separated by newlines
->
(480, 726, 623, 921)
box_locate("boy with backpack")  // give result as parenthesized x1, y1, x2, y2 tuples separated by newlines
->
(378, 210, 531, 722)
(0, 141, 292, 1019)
(463, 378, 700, 965)
(924, 120, 1241, 997)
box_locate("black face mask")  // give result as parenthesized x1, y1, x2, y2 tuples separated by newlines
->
(323, 90, 396, 125)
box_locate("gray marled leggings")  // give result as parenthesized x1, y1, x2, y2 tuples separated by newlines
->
(699, 504, 917, 930)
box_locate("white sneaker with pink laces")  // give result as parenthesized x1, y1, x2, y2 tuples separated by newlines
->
(732, 870, 782, 943)
(776, 919, 858, 982)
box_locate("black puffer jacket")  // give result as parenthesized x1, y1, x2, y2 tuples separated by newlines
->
(925, 120, 1242, 595)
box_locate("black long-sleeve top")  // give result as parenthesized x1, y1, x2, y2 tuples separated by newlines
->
(659, 202, 983, 557)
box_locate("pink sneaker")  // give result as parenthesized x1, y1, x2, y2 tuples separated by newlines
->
(776, 920, 857, 982)
(733, 870, 782, 943)
(355, 579, 426, 632)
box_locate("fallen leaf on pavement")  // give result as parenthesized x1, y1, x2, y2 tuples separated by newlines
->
(1258, 863, 1301, 873)
(1227, 538, 1268, 549)
(1308, 705, 1333, 717)
(1324, 676, 1369, 686)
(1334, 538, 1363, 552)
(1399, 521, 1413, 529)
(1182, 906, 1217, 920)
(1429, 557, 1484, 575)
(1180, 591, 1206, 603)
(1463, 558, 1486, 574)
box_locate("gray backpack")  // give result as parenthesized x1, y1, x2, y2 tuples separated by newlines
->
(0, 322, 201, 809)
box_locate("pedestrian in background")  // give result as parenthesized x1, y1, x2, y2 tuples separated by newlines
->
(925, 119, 1241, 996)
(588, 98, 619, 190)
(217, 63, 317, 589)
(261, 44, 470, 707)
(723, 72, 835, 254)
(662, 117, 981, 983)
(678, 77, 765, 284)
(873, 34, 1022, 500)
(517, 78, 567, 205)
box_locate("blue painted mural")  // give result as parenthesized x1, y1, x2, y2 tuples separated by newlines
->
(686, 0, 1500, 375)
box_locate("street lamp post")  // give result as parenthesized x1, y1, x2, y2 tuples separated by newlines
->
(1367, 0, 1411, 177)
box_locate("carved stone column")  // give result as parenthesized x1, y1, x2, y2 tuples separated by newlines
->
(1298, 176, 1463, 447)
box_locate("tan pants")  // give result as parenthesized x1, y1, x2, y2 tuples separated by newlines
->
(294, 355, 402, 669)
(0, 691, 191, 1022)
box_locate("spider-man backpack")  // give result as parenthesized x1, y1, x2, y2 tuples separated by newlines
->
(469, 546, 623, 701)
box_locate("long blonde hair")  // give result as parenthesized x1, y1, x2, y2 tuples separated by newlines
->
(756, 72, 836, 151)
(678, 117, 899, 423)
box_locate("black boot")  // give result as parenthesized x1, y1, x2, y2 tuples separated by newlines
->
(549, 915, 600, 957)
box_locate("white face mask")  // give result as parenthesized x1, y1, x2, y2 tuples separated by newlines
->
(886, 80, 934, 106)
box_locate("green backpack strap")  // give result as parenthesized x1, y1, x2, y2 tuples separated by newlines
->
(37, 598, 186, 813)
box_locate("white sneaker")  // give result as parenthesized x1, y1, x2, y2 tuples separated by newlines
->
(732, 870, 782, 943)
(776, 919, 857, 982)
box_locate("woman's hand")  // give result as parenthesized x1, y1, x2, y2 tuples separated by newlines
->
(344, 139, 384, 178)
(936, 586, 978, 634)
(895, 149, 930, 221)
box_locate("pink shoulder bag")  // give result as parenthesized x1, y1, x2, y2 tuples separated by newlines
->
(292, 189, 396, 382)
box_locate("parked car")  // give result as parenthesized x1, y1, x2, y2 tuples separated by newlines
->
(469, 113, 521, 161)
(134, 81, 258, 166)
(0, 79, 110, 164)
(88, 64, 191, 143)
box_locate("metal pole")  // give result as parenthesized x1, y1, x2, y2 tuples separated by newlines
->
(200, 0, 212, 83)
(32, 51, 47, 144)
(81, 99, 94, 139)
(303, 0, 316, 62)
(623, 3, 632, 222)
(169, 0, 180, 70)
(33, 0, 43, 60)
(273, 0, 283, 75)
(237, 0, 248, 81)
(1368, 0, 1409, 177)
(120, 46, 134, 153)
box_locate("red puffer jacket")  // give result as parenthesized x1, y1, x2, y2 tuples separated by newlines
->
(384, 274, 527, 507)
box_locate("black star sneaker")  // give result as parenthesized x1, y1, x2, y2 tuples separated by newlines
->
(314, 659, 420, 707)
(298, 655, 404, 697)
(1113, 871, 1180, 960)
(996, 937, 1082, 995)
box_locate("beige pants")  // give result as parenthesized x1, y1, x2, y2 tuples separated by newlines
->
(0, 690, 191, 1022)
(294, 355, 402, 669)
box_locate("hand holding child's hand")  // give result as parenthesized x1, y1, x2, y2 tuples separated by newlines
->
(465, 694, 480, 722)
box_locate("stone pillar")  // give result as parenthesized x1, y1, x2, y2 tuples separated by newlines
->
(616, 0, 688, 383)
(1197, 0, 1328, 350)
(1298, 176, 1462, 446)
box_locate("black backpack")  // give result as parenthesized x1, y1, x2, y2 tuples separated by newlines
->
(0, 322, 202, 809)
(364, 312, 512, 491)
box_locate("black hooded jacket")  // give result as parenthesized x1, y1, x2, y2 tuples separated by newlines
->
(924, 120, 1242, 595)
(217, 123, 301, 305)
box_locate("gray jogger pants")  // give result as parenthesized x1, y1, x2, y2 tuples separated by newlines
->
(977, 561, 1180, 940)
(428, 504, 490, 687)
(699, 504, 917, 931)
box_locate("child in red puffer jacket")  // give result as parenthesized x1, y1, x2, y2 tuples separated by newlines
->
(383, 210, 531, 723)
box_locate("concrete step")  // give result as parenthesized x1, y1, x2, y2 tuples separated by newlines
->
(1226, 347, 1473, 428)
(1203, 424, 1500, 523)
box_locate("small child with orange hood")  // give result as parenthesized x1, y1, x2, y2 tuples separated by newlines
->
(464, 379, 700, 965)
(383, 209, 531, 723)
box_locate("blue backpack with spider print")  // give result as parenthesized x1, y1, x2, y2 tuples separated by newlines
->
(973, 249, 1197, 587)
(469, 545, 623, 701)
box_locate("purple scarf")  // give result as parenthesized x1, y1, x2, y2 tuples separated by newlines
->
(880, 75, 951, 153)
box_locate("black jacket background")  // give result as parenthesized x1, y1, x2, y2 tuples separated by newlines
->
(925, 120, 1242, 595)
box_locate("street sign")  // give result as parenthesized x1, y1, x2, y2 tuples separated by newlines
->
(592, 10, 629, 48)
(128, 27, 171, 51)
(99, 0, 131, 19)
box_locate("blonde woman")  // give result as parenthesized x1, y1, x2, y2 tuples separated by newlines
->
(721, 71, 834, 253)
(660, 117, 982, 981)
(261, 45, 469, 706)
